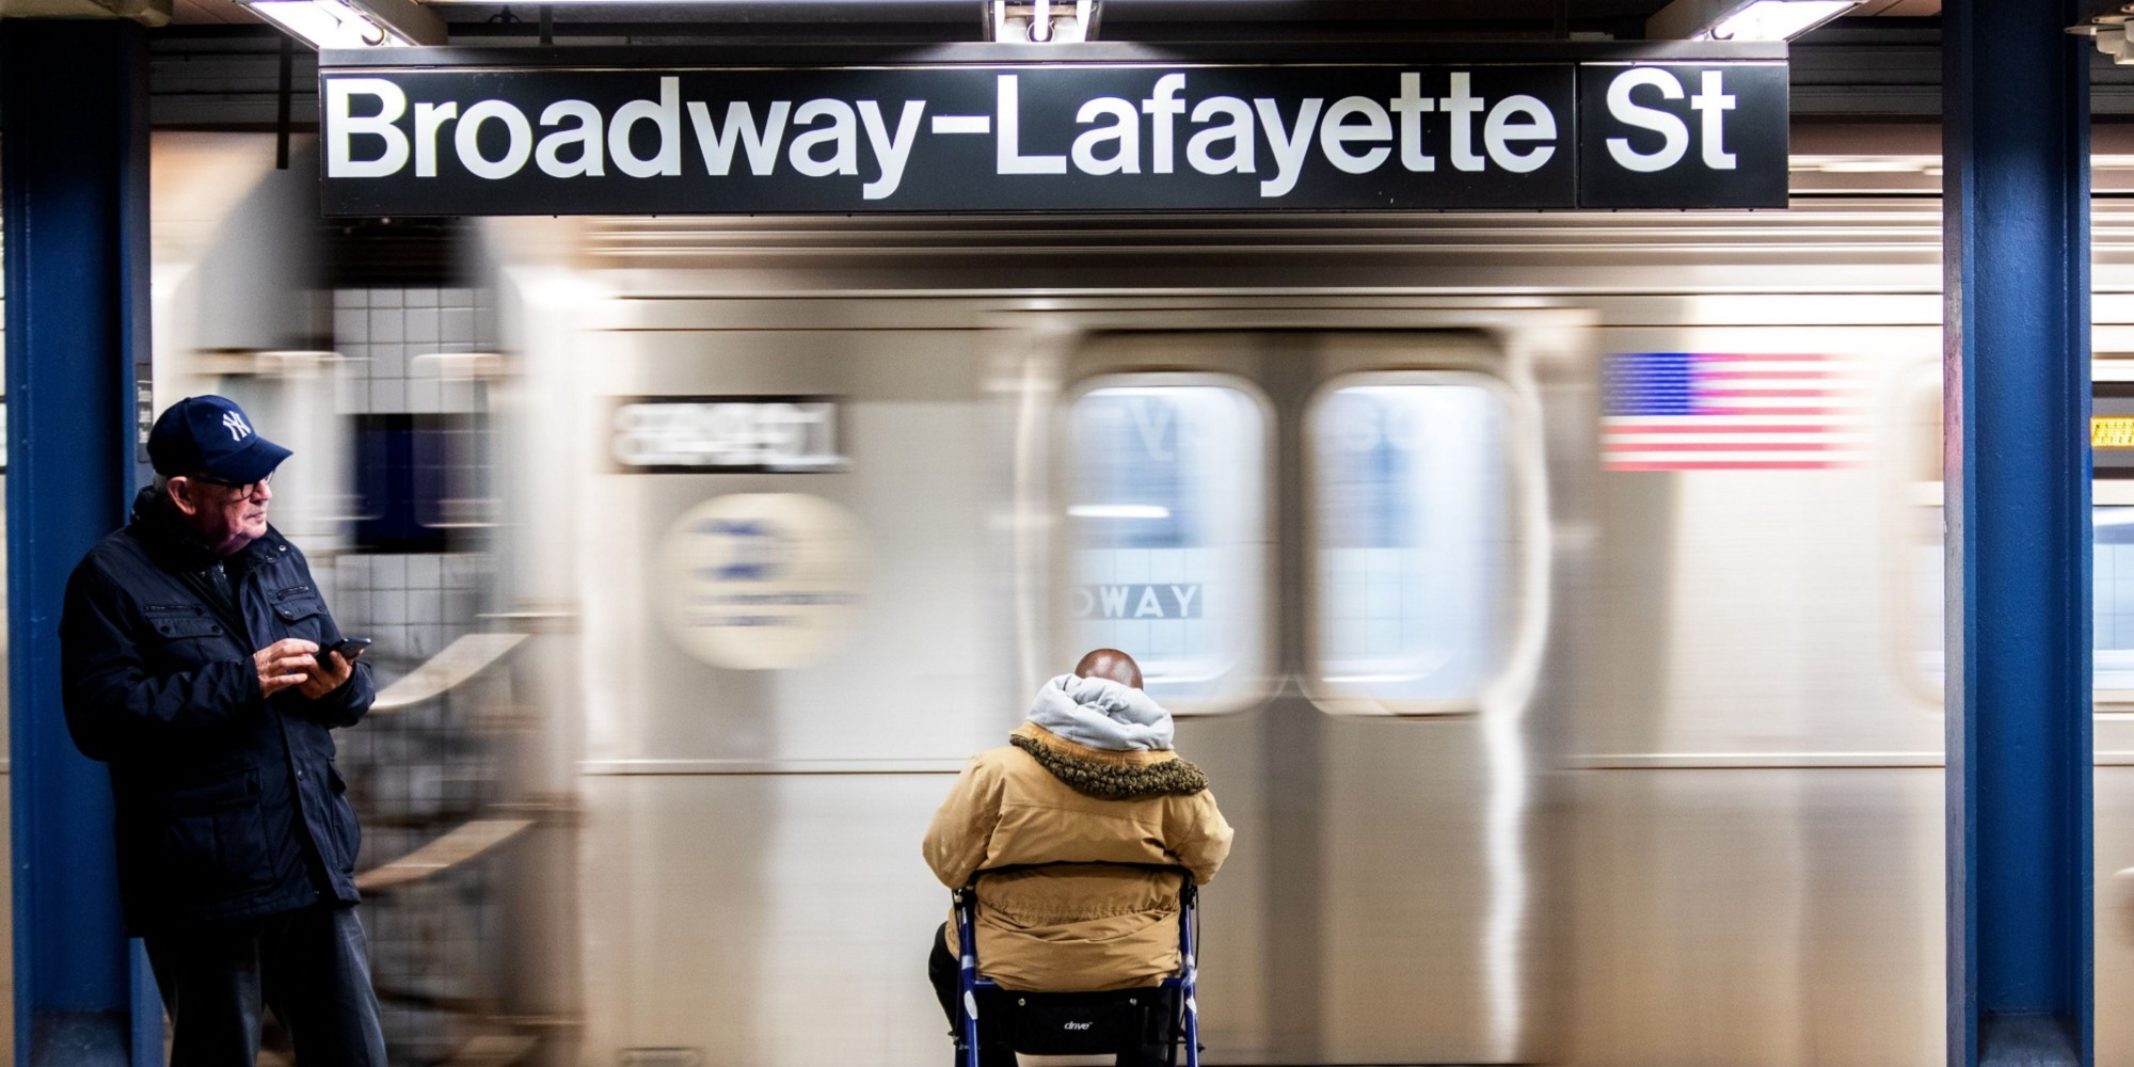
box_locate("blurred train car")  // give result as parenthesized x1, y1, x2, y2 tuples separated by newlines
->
(129, 126, 2134, 1066)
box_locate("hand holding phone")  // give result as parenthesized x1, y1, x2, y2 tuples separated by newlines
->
(328, 637, 373, 661)
(293, 637, 369, 700)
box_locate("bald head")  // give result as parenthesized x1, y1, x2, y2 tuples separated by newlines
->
(1074, 648, 1144, 690)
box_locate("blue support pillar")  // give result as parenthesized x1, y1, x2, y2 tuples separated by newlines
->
(1944, 1, 2094, 1064)
(1, 23, 159, 1067)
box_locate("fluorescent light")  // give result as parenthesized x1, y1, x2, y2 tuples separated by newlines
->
(1068, 504, 1171, 520)
(240, 0, 445, 47)
(2094, 26, 2134, 67)
(249, 0, 391, 46)
(1707, 0, 1858, 41)
(1646, 0, 1860, 42)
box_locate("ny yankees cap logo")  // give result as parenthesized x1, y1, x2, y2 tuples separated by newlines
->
(147, 395, 290, 484)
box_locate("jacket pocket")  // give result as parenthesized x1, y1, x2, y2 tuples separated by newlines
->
(157, 769, 277, 897)
(271, 597, 327, 642)
(144, 609, 230, 668)
(324, 762, 362, 874)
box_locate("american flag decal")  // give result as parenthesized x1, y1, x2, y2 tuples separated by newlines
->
(1602, 353, 1860, 471)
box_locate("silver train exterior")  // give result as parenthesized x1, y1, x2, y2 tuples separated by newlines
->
(135, 130, 2134, 1066)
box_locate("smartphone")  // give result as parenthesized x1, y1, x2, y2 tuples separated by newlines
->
(328, 637, 373, 661)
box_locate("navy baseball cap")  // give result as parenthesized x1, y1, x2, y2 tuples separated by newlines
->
(147, 396, 291, 485)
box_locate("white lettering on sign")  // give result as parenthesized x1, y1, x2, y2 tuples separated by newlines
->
(1485, 94, 1557, 174)
(997, 74, 1067, 175)
(1391, 73, 1436, 173)
(324, 66, 1759, 201)
(610, 76, 682, 178)
(861, 101, 927, 199)
(415, 102, 458, 177)
(536, 99, 603, 178)
(1143, 73, 1186, 174)
(1689, 70, 1738, 171)
(1072, 584, 1205, 620)
(688, 100, 791, 177)
(613, 399, 843, 472)
(1440, 72, 1485, 172)
(1605, 68, 1690, 174)
(457, 99, 533, 180)
(327, 78, 410, 178)
(1320, 95, 1391, 176)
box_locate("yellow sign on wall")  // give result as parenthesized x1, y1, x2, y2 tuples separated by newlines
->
(2096, 417, 2134, 449)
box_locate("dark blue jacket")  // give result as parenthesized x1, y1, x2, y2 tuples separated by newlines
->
(59, 487, 376, 935)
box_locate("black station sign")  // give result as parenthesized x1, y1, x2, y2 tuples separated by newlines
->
(318, 55, 1788, 215)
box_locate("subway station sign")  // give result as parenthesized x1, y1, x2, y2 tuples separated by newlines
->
(319, 50, 1788, 215)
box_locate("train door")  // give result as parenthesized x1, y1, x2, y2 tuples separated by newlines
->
(529, 288, 1028, 1066)
(1567, 322, 1948, 1067)
(1031, 319, 1572, 1065)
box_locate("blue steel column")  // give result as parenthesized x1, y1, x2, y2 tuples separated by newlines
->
(2, 23, 159, 1067)
(1944, 0, 2094, 1065)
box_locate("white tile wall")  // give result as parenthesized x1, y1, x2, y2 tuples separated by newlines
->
(324, 550, 492, 685)
(323, 543, 504, 1062)
(332, 287, 494, 416)
(406, 554, 441, 588)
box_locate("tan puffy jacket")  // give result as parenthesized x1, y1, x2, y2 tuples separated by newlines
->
(923, 722, 1234, 992)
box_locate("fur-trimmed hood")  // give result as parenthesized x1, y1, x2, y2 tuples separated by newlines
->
(1008, 723, 1209, 800)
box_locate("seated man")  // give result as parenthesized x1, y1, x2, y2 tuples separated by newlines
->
(923, 648, 1234, 1067)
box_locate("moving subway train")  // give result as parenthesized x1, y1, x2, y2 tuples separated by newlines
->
(113, 128, 2134, 1066)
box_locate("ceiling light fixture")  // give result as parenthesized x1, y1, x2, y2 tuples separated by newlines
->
(2070, 6, 2134, 66)
(238, 0, 444, 48)
(1647, 0, 1862, 42)
(985, 0, 1097, 44)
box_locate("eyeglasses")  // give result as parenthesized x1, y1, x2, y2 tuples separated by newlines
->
(188, 472, 273, 498)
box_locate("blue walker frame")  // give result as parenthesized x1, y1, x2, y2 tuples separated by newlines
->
(952, 876, 1203, 1067)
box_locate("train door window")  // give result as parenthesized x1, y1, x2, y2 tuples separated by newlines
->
(2094, 380, 2134, 696)
(1908, 378, 1943, 691)
(2099, 507, 2134, 693)
(1067, 379, 1269, 712)
(1307, 376, 1512, 710)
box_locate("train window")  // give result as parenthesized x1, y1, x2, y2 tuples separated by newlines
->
(2099, 509, 2134, 692)
(1911, 509, 1942, 690)
(1908, 378, 1943, 692)
(1308, 377, 1512, 709)
(1067, 380, 1268, 712)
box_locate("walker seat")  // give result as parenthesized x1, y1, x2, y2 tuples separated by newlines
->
(951, 868, 1203, 1067)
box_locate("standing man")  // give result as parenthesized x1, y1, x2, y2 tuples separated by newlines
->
(59, 395, 385, 1066)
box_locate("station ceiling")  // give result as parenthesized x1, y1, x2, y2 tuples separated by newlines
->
(166, 0, 1944, 38)
(155, 0, 2134, 128)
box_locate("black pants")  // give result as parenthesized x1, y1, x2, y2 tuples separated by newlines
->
(145, 904, 387, 1067)
(928, 923, 1173, 1067)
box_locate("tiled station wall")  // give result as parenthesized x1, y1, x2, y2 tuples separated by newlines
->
(322, 285, 504, 1058)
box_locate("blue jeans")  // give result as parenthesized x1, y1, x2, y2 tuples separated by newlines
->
(145, 904, 386, 1067)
